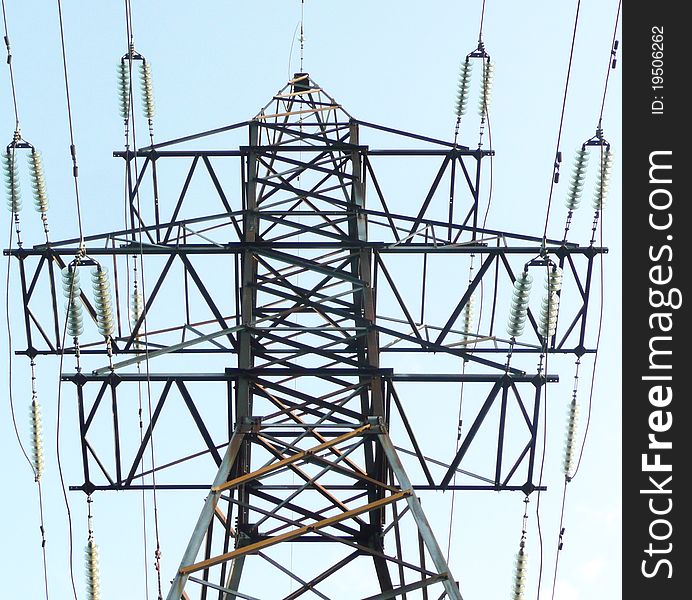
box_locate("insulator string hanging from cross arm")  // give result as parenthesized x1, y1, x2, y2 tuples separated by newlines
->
(455, 58, 473, 119)
(452, 38, 493, 142)
(3, 141, 52, 242)
(62, 266, 84, 339)
(91, 266, 115, 338)
(116, 46, 157, 142)
(117, 61, 130, 121)
(563, 396, 580, 479)
(506, 271, 532, 338)
(538, 266, 562, 340)
(28, 147, 51, 241)
(140, 61, 155, 122)
(592, 146, 614, 210)
(511, 497, 531, 600)
(3, 148, 21, 214)
(85, 537, 101, 600)
(512, 543, 529, 600)
(130, 281, 144, 345)
(564, 148, 589, 211)
(461, 293, 475, 344)
(478, 58, 494, 117)
(28, 149, 48, 212)
(562, 131, 616, 242)
(30, 396, 44, 481)
(85, 496, 101, 600)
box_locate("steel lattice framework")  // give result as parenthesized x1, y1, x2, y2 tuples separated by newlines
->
(6, 74, 605, 599)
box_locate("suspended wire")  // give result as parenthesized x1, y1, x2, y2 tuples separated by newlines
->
(597, 0, 622, 129)
(3, 7, 51, 597)
(543, 217, 605, 597)
(55, 0, 85, 247)
(545, 357, 580, 598)
(85, 496, 101, 600)
(445, 259, 477, 562)
(549, 4, 619, 592)
(480, 112, 494, 229)
(123, 2, 163, 596)
(562, 0, 619, 240)
(533, 256, 566, 599)
(4, 221, 32, 470)
(453, 0, 491, 145)
(541, 0, 582, 241)
(477, 0, 487, 45)
(445, 355, 466, 563)
(533, 351, 548, 600)
(446, 0, 488, 542)
(3, 220, 51, 600)
(132, 266, 151, 600)
(56, 274, 80, 600)
(549, 479, 569, 599)
(29, 357, 51, 600)
(532, 5, 595, 581)
(512, 496, 530, 600)
(37, 479, 50, 599)
(571, 214, 604, 479)
(1, 0, 20, 131)
(2, 3, 24, 248)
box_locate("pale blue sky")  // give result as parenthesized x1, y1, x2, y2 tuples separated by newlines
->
(2, 2, 621, 598)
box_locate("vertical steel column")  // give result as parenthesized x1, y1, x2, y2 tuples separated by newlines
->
(377, 422, 463, 600)
(166, 432, 246, 600)
(227, 120, 261, 593)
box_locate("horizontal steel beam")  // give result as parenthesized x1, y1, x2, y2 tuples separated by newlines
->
(113, 147, 492, 159)
(59, 371, 558, 383)
(69, 484, 548, 492)
(4, 244, 606, 257)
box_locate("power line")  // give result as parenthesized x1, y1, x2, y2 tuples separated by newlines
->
(56, 292, 80, 600)
(3, 5, 51, 598)
(541, 0, 582, 241)
(597, 0, 622, 129)
(122, 2, 164, 595)
(1, 0, 20, 131)
(55, 0, 84, 247)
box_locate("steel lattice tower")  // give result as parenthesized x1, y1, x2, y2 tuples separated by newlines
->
(6, 73, 605, 599)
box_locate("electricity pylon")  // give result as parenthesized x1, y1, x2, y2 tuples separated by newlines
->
(6, 73, 605, 599)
